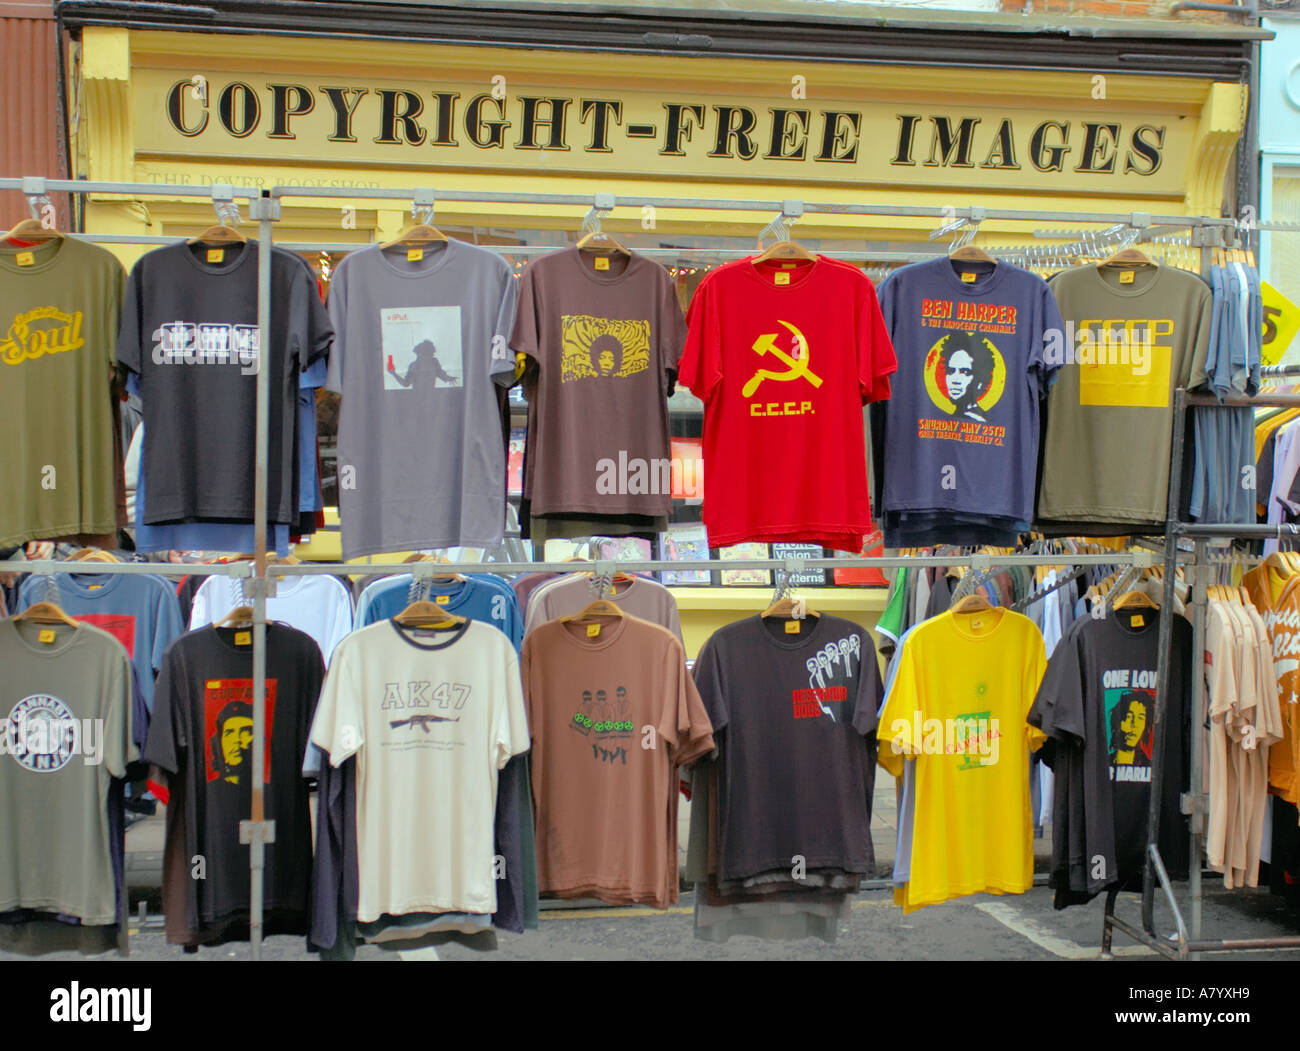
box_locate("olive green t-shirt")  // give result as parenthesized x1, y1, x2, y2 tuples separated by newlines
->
(0, 236, 125, 547)
(1038, 264, 1211, 525)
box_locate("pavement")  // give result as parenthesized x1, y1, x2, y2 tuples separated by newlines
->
(12, 775, 1300, 961)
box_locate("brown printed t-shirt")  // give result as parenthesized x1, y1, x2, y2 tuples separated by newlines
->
(0, 237, 125, 547)
(522, 614, 713, 907)
(511, 247, 686, 518)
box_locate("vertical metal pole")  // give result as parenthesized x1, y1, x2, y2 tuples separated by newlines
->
(1188, 538, 1207, 957)
(249, 193, 275, 961)
(1144, 386, 1187, 935)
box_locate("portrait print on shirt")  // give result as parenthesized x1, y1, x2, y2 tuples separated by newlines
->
(923, 331, 1007, 428)
(382, 305, 463, 391)
(204, 678, 277, 785)
(1105, 683, 1154, 780)
(561, 315, 650, 382)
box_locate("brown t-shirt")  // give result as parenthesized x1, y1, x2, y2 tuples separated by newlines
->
(522, 614, 714, 906)
(511, 247, 686, 517)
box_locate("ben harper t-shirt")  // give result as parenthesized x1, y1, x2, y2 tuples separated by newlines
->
(678, 256, 896, 550)
(875, 258, 1062, 541)
(116, 241, 331, 526)
(326, 241, 518, 558)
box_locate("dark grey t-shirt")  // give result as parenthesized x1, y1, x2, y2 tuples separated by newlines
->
(691, 614, 880, 882)
(326, 241, 518, 558)
(116, 241, 331, 526)
(1029, 608, 1190, 903)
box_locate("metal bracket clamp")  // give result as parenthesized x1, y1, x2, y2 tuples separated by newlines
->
(1128, 211, 1152, 230)
(781, 199, 804, 221)
(783, 556, 807, 574)
(1130, 549, 1155, 569)
(410, 560, 436, 581)
(247, 197, 282, 222)
(1180, 792, 1207, 834)
(20, 176, 48, 197)
(593, 192, 616, 213)
(411, 187, 436, 225)
(239, 819, 277, 845)
(246, 573, 278, 600)
(967, 205, 986, 224)
(969, 553, 993, 572)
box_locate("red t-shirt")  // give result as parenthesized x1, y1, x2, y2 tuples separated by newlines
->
(678, 256, 896, 550)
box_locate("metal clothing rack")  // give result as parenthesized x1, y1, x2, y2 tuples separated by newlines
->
(1103, 386, 1300, 960)
(0, 174, 1250, 960)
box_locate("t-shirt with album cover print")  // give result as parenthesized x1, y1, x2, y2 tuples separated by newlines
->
(691, 614, 881, 884)
(143, 623, 325, 945)
(678, 256, 896, 551)
(510, 247, 686, 519)
(116, 241, 332, 526)
(325, 241, 518, 558)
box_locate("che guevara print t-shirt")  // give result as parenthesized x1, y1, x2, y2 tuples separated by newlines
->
(678, 256, 897, 550)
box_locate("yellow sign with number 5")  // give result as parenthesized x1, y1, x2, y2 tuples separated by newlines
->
(1262, 282, 1300, 366)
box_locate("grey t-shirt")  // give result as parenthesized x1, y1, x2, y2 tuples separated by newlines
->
(326, 241, 518, 558)
(0, 618, 134, 925)
(523, 573, 683, 644)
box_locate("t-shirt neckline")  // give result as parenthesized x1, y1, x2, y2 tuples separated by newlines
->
(558, 612, 629, 651)
(935, 256, 1007, 296)
(388, 616, 471, 651)
(0, 235, 69, 275)
(1091, 262, 1164, 299)
(947, 606, 1009, 641)
(67, 572, 123, 601)
(754, 612, 827, 650)
(181, 240, 255, 277)
(745, 254, 823, 292)
(3, 617, 84, 657)
(376, 238, 458, 280)
(569, 245, 639, 287)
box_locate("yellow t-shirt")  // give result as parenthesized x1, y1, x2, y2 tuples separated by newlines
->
(878, 607, 1048, 913)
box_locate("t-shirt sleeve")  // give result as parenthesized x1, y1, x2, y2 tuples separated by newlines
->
(324, 260, 348, 397)
(689, 636, 729, 742)
(142, 639, 186, 776)
(151, 579, 186, 677)
(663, 637, 714, 767)
(659, 270, 687, 382)
(1183, 279, 1215, 393)
(115, 258, 147, 376)
(858, 276, 897, 404)
(678, 275, 721, 400)
(1023, 629, 1049, 753)
(1030, 625, 1084, 746)
(876, 630, 922, 779)
(508, 263, 540, 361)
(322, 580, 354, 666)
(300, 262, 334, 368)
(520, 634, 537, 743)
(497, 648, 531, 769)
(309, 639, 364, 764)
(188, 576, 218, 631)
(1034, 282, 1066, 397)
(103, 650, 133, 779)
(491, 263, 520, 387)
(852, 629, 883, 737)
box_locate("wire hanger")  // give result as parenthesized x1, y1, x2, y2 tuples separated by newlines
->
(380, 190, 448, 249)
(5, 182, 62, 245)
(575, 194, 629, 257)
(754, 201, 816, 263)
(762, 567, 821, 619)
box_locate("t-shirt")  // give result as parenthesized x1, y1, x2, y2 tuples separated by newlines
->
(354, 574, 522, 651)
(116, 241, 332, 525)
(1243, 564, 1300, 805)
(310, 618, 529, 920)
(1028, 609, 1190, 902)
(189, 572, 354, 666)
(0, 236, 125, 547)
(143, 623, 324, 944)
(878, 606, 1047, 913)
(523, 572, 683, 644)
(511, 247, 686, 518)
(1038, 264, 1212, 525)
(875, 258, 1062, 533)
(326, 241, 518, 558)
(678, 255, 897, 550)
(0, 618, 134, 926)
(522, 614, 714, 906)
(691, 614, 880, 882)
(17, 571, 184, 713)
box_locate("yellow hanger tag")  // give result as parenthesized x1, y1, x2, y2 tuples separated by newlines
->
(235, 631, 252, 646)
(971, 618, 984, 631)
(774, 272, 790, 285)
(784, 620, 801, 634)
(87, 583, 103, 590)
(586, 623, 601, 638)
(1119, 270, 1135, 285)
(435, 594, 451, 605)
(961, 272, 977, 284)
(407, 248, 424, 262)
(38, 629, 56, 644)
(594, 257, 610, 271)
(206, 248, 224, 264)
(1130, 614, 1144, 627)
(16, 251, 35, 267)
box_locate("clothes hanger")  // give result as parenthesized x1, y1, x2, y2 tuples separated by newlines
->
(1113, 589, 1159, 610)
(562, 598, 626, 624)
(187, 223, 245, 246)
(216, 605, 256, 628)
(753, 238, 817, 263)
(392, 600, 467, 630)
(761, 596, 821, 619)
(13, 600, 79, 627)
(575, 228, 630, 256)
(4, 217, 62, 245)
(951, 591, 994, 614)
(1101, 245, 1156, 268)
(68, 547, 118, 563)
(432, 554, 467, 584)
(380, 221, 448, 249)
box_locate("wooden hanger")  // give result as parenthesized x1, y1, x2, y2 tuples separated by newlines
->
(5, 217, 61, 244)
(761, 595, 821, 619)
(1101, 245, 1156, 268)
(187, 222, 245, 246)
(13, 600, 79, 627)
(216, 605, 256, 628)
(562, 599, 625, 624)
(432, 554, 466, 583)
(754, 238, 816, 263)
(949, 242, 996, 264)
(951, 591, 994, 614)
(1265, 551, 1293, 577)
(393, 600, 467, 629)
(1114, 589, 1159, 610)
(69, 547, 118, 563)
(575, 228, 630, 256)
(380, 223, 448, 249)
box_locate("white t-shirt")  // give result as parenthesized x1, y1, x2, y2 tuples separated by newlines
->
(189, 573, 353, 665)
(309, 618, 529, 920)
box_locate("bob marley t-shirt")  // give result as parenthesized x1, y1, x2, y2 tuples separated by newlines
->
(875, 258, 1062, 540)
